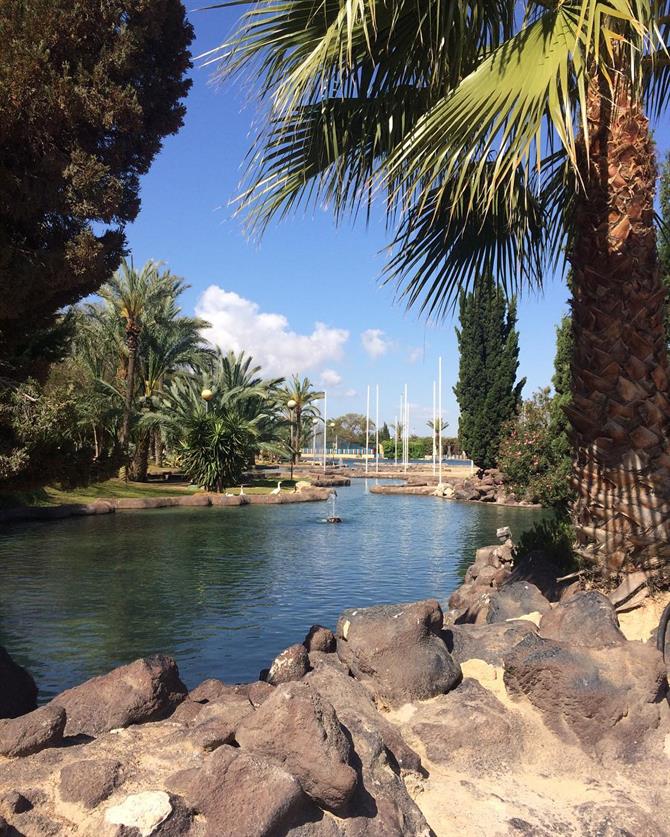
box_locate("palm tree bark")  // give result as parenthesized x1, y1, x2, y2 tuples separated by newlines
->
(120, 323, 140, 449)
(128, 431, 150, 482)
(568, 58, 670, 581)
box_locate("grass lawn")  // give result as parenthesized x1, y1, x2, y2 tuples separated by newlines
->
(0, 477, 302, 508)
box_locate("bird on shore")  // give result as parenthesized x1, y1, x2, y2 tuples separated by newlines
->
(239, 485, 245, 496)
(270, 481, 282, 495)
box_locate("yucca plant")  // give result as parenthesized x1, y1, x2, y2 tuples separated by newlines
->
(215, 0, 670, 581)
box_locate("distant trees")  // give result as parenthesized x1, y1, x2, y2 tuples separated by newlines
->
(0, 0, 193, 379)
(454, 273, 524, 469)
(278, 376, 323, 475)
(329, 414, 371, 447)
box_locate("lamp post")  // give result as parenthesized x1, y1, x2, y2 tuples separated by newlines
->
(287, 398, 297, 480)
(329, 421, 336, 464)
(201, 388, 214, 414)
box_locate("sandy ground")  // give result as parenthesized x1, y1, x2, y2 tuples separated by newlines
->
(385, 596, 670, 837)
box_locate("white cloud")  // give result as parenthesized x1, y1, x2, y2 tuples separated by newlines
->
(408, 347, 423, 364)
(196, 286, 349, 378)
(344, 388, 357, 398)
(361, 328, 391, 359)
(320, 368, 342, 387)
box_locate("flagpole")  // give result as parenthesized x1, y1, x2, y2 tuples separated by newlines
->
(323, 392, 327, 474)
(375, 384, 379, 474)
(432, 380, 436, 476)
(438, 357, 443, 484)
(365, 385, 370, 474)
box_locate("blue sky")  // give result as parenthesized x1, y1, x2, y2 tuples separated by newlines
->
(124, 4, 574, 434)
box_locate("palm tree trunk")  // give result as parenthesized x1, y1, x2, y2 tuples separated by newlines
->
(154, 428, 163, 467)
(568, 58, 670, 581)
(120, 324, 140, 449)
(128, 431, 151, 482)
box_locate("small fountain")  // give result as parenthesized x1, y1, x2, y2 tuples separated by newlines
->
(326, 490, 342, 523)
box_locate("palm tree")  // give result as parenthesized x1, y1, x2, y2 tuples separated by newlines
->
(278, 376, 323, 476)
(427, 418, 449, 459)
(99, 260, 171, 451)
(218, 0, 670, 581)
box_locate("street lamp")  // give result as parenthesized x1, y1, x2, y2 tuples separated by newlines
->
(201, 388, 214, 413)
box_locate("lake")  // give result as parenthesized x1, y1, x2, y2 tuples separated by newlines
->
(0, 480, 545, 700)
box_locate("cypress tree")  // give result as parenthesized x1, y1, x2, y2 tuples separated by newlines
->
(454, 273, 525, 469)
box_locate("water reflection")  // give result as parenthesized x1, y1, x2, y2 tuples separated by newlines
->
(0, 481, 545, 700)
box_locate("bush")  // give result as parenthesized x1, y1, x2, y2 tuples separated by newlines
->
(498, 388, 573, 509)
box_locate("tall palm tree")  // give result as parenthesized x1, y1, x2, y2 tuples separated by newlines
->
(278, 375, 323, 475)
(218, 0, 670, 581)
(99, 259, 171, 450)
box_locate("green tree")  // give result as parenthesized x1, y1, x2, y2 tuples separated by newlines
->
(454, 274, 524, 469)
(278, 376, 323, 475)
(330, 414, 371, 447)
(0, 0, 193, 375)
(219, 0, 670, 577)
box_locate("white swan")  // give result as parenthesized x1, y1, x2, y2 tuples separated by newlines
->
(270, 481, 282, 495)
(239, 485, 245, 496)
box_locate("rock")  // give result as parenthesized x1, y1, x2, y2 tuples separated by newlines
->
(168, 745, 311, 837)
(496, 526, 512, 542)
(336, 599, 461, 707)
(539, 591, 626, 648)
(0, 705, 65, 757)
(0, 647, 37, 719)
(188, 679, 227, 703)
(59, 758, 122, 808)
(0, 791, 32, 816)
(503, 633, 668, 756)
(305, 656, 422, 774)
(104, 790, 189, 836)
(264, 644, 310, 685)
(574, 801, 668, 837)
(486, 581, 551, 623)
(406, 678, 523, 774)
(444, 620, 538, 667)
(188, 679, 273, 708)
(52, 655, 187, 737)
(304, 625, 336, 653)
(235, 681, 357, 812)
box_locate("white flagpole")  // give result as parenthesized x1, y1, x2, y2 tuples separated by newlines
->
(432, 380, 437, 476)
(375, 384, 380, 473)
(438, 356, 443, 484)
(323, 392, 327, 474)
(365, 385, 370, 474)
(404, 383, 408, 473)
(394, 414, 398, 466)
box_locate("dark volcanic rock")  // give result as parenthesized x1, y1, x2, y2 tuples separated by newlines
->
(265, 644, 311, 685)
(407, 678, 523, 773)
(503, 633, 668, 755)
(52, 655, 187, 737)
(168, 745, 311, 837)
(0, 705, 65, 758)
(304, 625, 336, 653)
(539, 591, 626, 648)
(336, 599, 461, 706)
(235, 681, 357, 812)
(305, 656, 422, 774)
(444, 620, 537, 666)
(486, 582, 551, 623)
(188, 679, 274, 708)
(59, 758, 122, 808)
(0, 647, 38, 720)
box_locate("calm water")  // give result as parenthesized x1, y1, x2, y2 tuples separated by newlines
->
(0, 480, 544, 700)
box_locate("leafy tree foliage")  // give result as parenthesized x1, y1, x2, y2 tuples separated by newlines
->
(498, 317, 574, 509)
(329, 414, 372, 447)
(453, 273, 524, 469)
(0, 0, 193, 374)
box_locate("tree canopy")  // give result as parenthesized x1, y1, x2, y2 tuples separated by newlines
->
(0, 0, 194, 377)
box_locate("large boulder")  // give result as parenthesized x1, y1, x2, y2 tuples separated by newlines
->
(235, 681, 357, 812)
(305, 656, 422, 774)
(304, 625, 336, 653)
(336, 599, 461, 707)
(404, 678, 524, 774)
(0, 647, 37, 720)
(486, 581, 551, 623)
(0, 704, 65, 757)
(168, 745, 314, 837)
(444, 620, 537, 667)
(539, 591, 627, 648)
(503, 633, 668, 757)
(52, 655, 187, 737)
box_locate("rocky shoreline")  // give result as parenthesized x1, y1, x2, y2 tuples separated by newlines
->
(1, 533, 669, 836)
